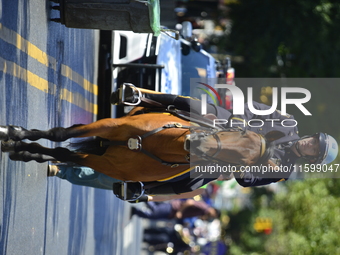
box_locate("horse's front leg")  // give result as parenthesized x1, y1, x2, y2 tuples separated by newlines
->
(6, 141, 116, 178)
(0, 125, 84, 142)
(0, 118, 123, 142)
(9, 151, 57, 163)
(6, 141, 84, 163)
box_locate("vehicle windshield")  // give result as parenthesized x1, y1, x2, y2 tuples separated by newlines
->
(181, 48, 216, 96)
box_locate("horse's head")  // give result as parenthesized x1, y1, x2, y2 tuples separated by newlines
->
(185, 129, 284, 167)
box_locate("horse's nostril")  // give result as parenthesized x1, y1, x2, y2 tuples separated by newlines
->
(184, 134, 191, 151)
(184, 139, 190, 151)
(184, 135, 201, 152)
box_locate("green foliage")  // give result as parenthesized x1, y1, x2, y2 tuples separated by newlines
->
(264, 179, 340, 254)
(226, 188, 275, 254)
(227, 179, 340, 254)
(224, 0, 340, 77)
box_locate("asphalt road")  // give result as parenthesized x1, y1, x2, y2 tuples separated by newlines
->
(0, 1, 142, 254)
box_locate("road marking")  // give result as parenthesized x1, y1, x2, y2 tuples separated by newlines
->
(0, 22, 98, 97)
(0, 56, 97, 114)
(60, 88, 97, 114)
(61, 65, 98, 96)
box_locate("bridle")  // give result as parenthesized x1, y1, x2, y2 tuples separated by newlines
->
(189, 128, 237, 165)
(189, 128, 271, 166)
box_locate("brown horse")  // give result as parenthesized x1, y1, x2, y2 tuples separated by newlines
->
(0, 107, 283, 182)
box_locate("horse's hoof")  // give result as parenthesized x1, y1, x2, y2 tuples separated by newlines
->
(9, 152, 24, 161)
(0, 126, 9, 141)
(1, 140, 16, 152)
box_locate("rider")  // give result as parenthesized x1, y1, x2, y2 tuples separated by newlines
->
(110, 83, 339, 187)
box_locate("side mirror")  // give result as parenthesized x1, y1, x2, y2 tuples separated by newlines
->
(191, 38, 202, 52)
(181, 21, 193, 39)
(181, 41, 191, 56)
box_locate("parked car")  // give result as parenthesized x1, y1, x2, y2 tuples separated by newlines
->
(110, 22, 228, 116)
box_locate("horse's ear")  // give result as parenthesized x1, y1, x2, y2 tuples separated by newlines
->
(264, 131, 285, 142)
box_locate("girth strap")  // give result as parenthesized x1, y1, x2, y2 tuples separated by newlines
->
(134, 104, 224, 130)
(100, 123, 191, 167)
(166, 106, 224, 130)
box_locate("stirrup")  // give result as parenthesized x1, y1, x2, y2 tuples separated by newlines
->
(119, 83, 142, 106)
(113, 181, 146, 202)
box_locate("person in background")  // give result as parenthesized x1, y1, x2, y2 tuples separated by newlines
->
(130, 199, 220, 221)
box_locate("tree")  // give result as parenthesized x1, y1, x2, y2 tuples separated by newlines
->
(265, 178, 340, 254)
(226, 179, 340, 254)
(224, 0, 340, 77)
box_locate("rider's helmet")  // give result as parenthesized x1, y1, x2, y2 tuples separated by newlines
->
(303, 133, 338, 164)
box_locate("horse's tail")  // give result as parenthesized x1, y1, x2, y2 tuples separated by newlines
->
(69, 137, 109, 156)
